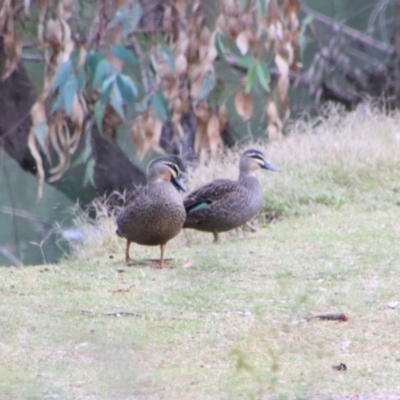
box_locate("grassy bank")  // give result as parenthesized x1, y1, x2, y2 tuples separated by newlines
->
(1, 109, 400, 399)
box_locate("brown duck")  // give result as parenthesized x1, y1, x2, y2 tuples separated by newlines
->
(116, 156, 187, 267)
(183, 149, 278, 242)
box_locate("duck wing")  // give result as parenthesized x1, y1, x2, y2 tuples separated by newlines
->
(184, 179, 240, 213)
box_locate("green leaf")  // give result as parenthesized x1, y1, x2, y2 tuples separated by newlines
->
(256, 63, 270, 92)
(33, 122, 48, 151)
(100, 74, 115, 105)
(130, 3, 143, 31)
(119, 74, 138, 97)
(83, 157, 96, 187)
(110, 44, 139, 66)
(72, 131, 92, 166)
(63, 76, 79, 116)
(245, 65, 257, 93)
(107, 5, 128, 29)
(116, 74, 137, 113)
(150, 54, 158, 73)
(93, 59, 113, 88)
(77, 66, 86, 90)
(302, 14, 314, 28)
(94, 100, 105, 133)
(110, 83, 125, 120)
(215, 32, 227, 61)
(86, 52, 103, 85)
(52, 60, 72, 92)
(195, 72, 216, 106)
(151, 90, 168, 122)
(51, 94, 63, 113)
(159, 45, 175, 72)
(237, 55, 254, 68)
(257, 0, 266, 15)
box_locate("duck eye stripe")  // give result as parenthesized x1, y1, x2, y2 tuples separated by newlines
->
(165, 162, 179, 175)
(248, 153, 264, 161)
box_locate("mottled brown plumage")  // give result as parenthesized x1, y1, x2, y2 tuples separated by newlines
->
(183, 149, 278, 242)
(116, 156, 186, 267)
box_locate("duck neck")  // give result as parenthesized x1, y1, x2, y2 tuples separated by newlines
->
(238, 171, 260, 191)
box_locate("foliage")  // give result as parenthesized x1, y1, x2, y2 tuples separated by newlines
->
(0, 0, 305, 198)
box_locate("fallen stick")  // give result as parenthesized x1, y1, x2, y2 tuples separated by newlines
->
(306, 312, 348, 322)
(80, 310, 141, 318)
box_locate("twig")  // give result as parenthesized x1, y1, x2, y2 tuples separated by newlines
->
(300, 3, 394, 55)
(80, 310, 141, 317)
(0, 245, 23, 267)
(306, 312, 348, 322)
(109, 284, 135, 293)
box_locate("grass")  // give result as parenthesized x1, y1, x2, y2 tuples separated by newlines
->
(2, 108, 400, 399)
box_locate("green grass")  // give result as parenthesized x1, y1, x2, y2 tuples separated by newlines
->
(2, 109, 400, 399)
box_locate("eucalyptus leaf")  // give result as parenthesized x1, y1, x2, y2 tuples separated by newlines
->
(257, 0, 266, 15)
(215, 32, 227, 61)
(77, 66, 86, 90)
(159, 45, 176, 72)
(94, 100, 105, 133)
(245, 65, 257, 93)
(195, 72, 216, 106)
(116, 75, 136, 113)
(83, 157, 96, 187)
(86, 52, 103, 85)
(256, 63, 270, 92)
(130, 3, 143, 31)
(151, 91, 168, 122)
(237, 55, 254, 68)
(93, 59, 113, 88)
(110, 83, 125, 120)
(110, 44, 139, 66)
(63, 76, 79, 116)
(72, 132, 92, 166)
(51, 94, 63, 114)
(107, 6, 128, 29)
(33, 122, 48, 151)
(100, 74, 115, 105)
(52, 60, 72, 92)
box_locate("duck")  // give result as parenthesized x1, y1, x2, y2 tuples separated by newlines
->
(183, 149, 278, 242)
(116, 156, 187, 267)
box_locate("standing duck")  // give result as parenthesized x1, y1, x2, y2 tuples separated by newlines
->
(183, 149, 278, 242)
(116, 156, 187, 267)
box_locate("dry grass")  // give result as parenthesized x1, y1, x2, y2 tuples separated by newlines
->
(2, 108, 400, 399)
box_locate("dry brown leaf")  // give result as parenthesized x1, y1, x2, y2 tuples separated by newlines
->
(266, 101, 283, 141)
(218, 104, 228, 131)
(236, 31, 249, 55)
(27, 131, 45, 201)
(234, 91, 253, 120)
(131, 124, 143, 153)
(207, 114, 223, 156)
(175, 53, 188, 77)
(181, 261, 194, 269)
(275, 53, 289, 115)
(194, 119, 208, 153)
(223, 0, 239, 17)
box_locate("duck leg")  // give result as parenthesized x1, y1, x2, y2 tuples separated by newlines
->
(125, 239, 133, 265)
(212, 231, 219, 243)
(148, 244, 173, 267)
(157, 244, 166, 268)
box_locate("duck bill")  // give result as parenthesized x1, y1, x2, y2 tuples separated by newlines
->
(262, 162, 280, 172)
(172, 177, 187, 192)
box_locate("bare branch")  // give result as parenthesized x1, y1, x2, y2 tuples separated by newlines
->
(300, 3, 394, 55)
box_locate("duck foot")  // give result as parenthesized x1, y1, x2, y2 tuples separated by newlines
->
(147, 258, 173, 268)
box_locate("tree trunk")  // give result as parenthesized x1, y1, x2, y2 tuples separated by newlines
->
(0, 38, 146, 208)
